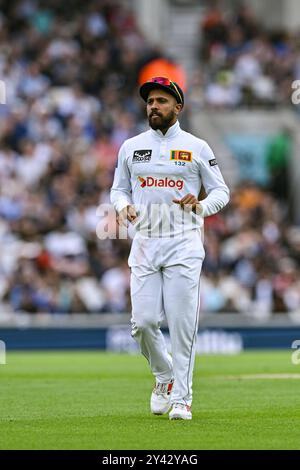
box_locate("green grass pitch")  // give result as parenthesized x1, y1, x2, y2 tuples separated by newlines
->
(1, 350, 300, 450)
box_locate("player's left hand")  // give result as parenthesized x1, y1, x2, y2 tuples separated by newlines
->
(173, 194, 203, 214)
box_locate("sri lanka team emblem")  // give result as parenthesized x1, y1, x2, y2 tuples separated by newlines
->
(170, 150, 193, 162)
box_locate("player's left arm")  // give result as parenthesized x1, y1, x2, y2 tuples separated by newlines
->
(172, 193, 203, 214)
(196, 141, 230, 217)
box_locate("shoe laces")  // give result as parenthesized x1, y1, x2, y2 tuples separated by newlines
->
(153, 380, 174, 396)
(173, 403, 191, 412)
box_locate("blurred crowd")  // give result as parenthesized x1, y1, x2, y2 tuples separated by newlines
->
(0, 0, 299, 316)
(191, 3, 300, 108)
(201, 184, 300, 315)
(0, 0, 153, 314)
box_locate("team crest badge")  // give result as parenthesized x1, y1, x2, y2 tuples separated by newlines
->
(170, 150, 192, 162)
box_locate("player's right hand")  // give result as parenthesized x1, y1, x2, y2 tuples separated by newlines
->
(117, 205, 138, 226)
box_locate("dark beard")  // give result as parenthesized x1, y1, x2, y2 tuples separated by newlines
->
(148, 110, 176, 132)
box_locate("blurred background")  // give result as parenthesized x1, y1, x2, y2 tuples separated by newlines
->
(0, 0, 300, 352)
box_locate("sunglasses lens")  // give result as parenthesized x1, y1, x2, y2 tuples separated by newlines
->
(150, 77, 170, 85)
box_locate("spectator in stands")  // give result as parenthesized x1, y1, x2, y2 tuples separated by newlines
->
(200, 3, 228, 63)
(198, 3, 299, 108)
(266, 128, 292, 201)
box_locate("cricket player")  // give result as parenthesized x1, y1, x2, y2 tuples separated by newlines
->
(110, 77, 230, 420)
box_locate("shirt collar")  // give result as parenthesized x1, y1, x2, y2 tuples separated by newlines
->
(150, 120, 181, 140)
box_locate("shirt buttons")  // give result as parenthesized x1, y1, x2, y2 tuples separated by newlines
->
(160, 143, 167, 159)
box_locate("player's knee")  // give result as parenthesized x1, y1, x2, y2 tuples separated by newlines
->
(132, 315, 158, 333)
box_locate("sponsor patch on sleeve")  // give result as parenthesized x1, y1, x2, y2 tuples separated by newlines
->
(209, 158, 218, 166)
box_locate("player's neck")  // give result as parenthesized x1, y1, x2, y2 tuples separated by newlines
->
(156, 119, 178, 135)
(150, 121, 180, 139)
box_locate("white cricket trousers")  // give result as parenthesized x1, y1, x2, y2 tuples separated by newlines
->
(128, 230, 204, 407)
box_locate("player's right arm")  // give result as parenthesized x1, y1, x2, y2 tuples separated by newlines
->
(110, 143, 137, 226)
(117, 205, 138, 226)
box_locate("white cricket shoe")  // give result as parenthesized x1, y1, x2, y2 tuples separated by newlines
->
(169, 403, 192, 420)
(150, 379, 174, 415)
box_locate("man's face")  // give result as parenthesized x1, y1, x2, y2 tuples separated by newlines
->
(147, 89, 182, 131)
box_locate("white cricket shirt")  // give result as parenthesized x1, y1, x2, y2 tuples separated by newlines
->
(110, 121, 230, 237)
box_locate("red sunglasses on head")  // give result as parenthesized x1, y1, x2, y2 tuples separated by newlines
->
(148, 77, 182, 104)
(149, 76, 171, 86)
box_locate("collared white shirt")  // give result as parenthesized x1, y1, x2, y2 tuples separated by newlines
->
(111, 121, 230, 237)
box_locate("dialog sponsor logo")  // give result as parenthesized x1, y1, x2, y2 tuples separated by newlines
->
(138, 176, 184, 190)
